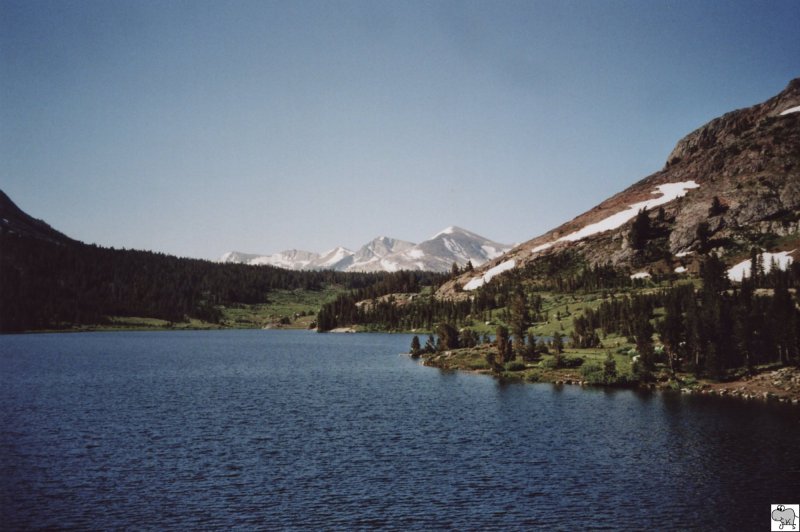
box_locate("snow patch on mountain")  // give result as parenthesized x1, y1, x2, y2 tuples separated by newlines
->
(530, 181, 700, 255)
(432, 226, 458, 238)
(481, 245, 503, 259)
(249, 249, 318, 269)
(313, 246, 354, 269)
(779, 105, 800, 116)
(562, 181, 699, 242)
(727, 251, 794, 282)
(464, 259, 516, 290)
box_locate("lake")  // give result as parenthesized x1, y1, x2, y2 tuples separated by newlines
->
(1, 329, 798, 529)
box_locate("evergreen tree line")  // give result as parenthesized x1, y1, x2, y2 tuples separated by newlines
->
(0, 232, 423, 332)
(572, 292, 660, 347)
(317, 255, 635, 332)
(331, 248, 800, 378)
(655, 255, 800, 377)
(318, 280, 540, 332)
(574, 255, 800, 377)
(317, 288, 466, 331)
(515, 252, 634, 293)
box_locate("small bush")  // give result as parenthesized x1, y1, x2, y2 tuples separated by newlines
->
(505, 361, 526, 372)
(467, 358, 490, 370)
(540, 355, 583, 369)
(580, 363, 605, 384)
(562, 356, 585, 368)
(540, 357, 558, 369)
(581, 363, 633, 386)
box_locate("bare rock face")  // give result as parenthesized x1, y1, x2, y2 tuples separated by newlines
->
(440, 78, 800, 297)
(659, 80, 800, 257)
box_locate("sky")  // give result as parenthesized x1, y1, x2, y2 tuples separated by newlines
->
(1, 0, 799, 260)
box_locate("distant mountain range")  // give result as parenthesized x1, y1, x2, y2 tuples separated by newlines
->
(220, 226, 511, 273)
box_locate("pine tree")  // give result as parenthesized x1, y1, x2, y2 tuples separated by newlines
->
(525, 333, 538, 361)
(701, 254, 728, 294)
(696, 222, 711, 253)
(771, 279, 795, 365)
(509, 293, 530, 357)
(708, 196, 726, 216)
(424, 334, 436, 354)
(551, 332, 564, 354)
(634, 314, 655, 380)
(410, 336, 421, 357)
(751, 248, 765, 286)
(657, 287, 687, 374)
(496, 325, 511, 362)
(629, 208, 651, 251)
(451, 262, 460, 277)
(436, 323, 460, 351)
(733, 279, 755, 372)
(459, 328, 478, 348)
(603, 352, 618, 382)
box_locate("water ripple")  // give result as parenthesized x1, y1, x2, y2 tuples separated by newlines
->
(1, 330, 799, 530)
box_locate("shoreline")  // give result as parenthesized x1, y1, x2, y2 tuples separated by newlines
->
(417, 350, 800, 405)
(6, 325, 799, 405)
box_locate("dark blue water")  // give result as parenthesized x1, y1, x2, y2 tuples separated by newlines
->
(1, 330, 798, 530)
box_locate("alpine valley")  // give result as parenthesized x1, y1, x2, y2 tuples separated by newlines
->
(220, 226, 511, 273)
(3, 79, 800, 405)
(312, 78, 800, 402)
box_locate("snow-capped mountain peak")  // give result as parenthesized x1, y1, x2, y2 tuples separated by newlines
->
(430, 225, 483, 240)
(219, 227, 511, 273)
(311, 246, 355, 270)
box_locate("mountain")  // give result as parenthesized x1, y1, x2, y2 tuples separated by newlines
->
(313, 246, 356, 271)
(249, 249, 319, 269)
(342, 236, 414, 272)
(442, 78, 800, 295)
(220, 227, 511, 273)
(0, 190, 75, 245)
(392, 226, 509, 272)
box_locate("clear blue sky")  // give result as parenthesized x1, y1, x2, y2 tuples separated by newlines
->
(2, 0, 798, 259)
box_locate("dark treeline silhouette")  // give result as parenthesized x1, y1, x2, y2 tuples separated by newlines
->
(0, 232, 425, 332)
(315, 270, 449, 331)
(318, 294, 473, 332)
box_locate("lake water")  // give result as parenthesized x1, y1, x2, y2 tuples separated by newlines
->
(1, 330, 798, 530)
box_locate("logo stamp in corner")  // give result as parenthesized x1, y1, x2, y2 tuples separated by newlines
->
(772, 504, 799, 531)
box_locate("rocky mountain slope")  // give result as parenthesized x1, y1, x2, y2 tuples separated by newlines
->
(221, 226, 510, 273)
(441, 78, 800, 296)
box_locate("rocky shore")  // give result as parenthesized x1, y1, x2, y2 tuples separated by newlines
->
(688, 366, 800, 404)
(418, 348, 800, 405)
